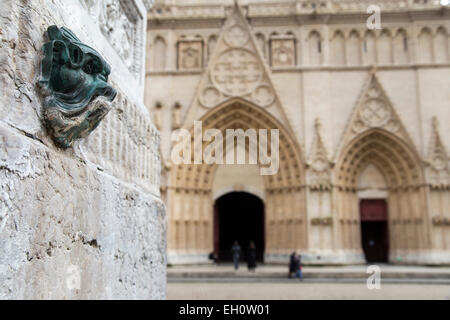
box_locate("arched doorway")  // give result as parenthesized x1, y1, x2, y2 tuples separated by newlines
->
(213, 192, 265, 262)
(168, 99, 306, 264)
(334, 129, 427, 264)
(360, 199, 389, 263)
(358, 165, 389, 263)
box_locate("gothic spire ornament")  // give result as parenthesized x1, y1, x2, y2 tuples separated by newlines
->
(426, 117, 449, 188)
(307, 118, 332, 190)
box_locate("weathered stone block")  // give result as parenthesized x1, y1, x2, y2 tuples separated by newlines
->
(0, 0, 165, 299)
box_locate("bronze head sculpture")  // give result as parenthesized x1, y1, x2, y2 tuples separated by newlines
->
(39, 25, 117, 148)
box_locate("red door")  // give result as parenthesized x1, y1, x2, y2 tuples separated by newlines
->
(360, 199, 389, 263)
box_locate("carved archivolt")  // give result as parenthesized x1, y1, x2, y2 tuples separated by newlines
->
(334, 74, 422, 189)
(172, 98, 304, 193)
(168, 98, 308, 252)
(336, 130, 422, 189)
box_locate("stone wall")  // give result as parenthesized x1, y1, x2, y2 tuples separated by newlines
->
(0, 0, 166, 299)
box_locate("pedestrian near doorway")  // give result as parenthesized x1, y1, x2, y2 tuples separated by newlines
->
(247, 241, 257, 272)
(295, 254, 303, 280)
(289, 252, 297, 278)
(231, 241, 241, 270)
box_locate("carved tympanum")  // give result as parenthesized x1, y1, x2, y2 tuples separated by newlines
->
(39, 25, 117, 148)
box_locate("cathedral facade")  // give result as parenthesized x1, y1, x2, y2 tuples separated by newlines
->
(145, 0, 450, 265)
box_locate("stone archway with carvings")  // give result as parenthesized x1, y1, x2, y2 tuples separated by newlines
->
(328, 72, 432, 264)
(333, 128, 429, 263)
(166, 98, 307, 263)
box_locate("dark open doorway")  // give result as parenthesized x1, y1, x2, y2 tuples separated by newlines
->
(360, 199, 389, 263)
(213, 192, 265, 263)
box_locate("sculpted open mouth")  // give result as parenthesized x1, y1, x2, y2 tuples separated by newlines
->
(90, 86, 117, 107)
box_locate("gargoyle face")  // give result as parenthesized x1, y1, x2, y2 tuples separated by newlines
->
(39, 25, 117, 148)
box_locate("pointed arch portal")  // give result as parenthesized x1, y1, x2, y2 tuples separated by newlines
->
(168, 99, 307, 262)
(334, 129, 428, 263)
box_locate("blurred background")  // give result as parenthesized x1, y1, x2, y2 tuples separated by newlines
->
(145, 0, 450, 299)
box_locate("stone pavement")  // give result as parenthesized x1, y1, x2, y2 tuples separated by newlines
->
(168, 263, 450, 281)
(167, 282, 450, 300)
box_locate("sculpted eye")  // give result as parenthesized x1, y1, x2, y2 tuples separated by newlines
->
(83, 57, 102, 75)
(69, 44, 83, 65)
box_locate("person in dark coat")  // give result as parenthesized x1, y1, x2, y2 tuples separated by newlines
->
(289, 251, 297, 278)
(231, 241, 241, 270)
(208, 252, 218, 264)
(295, 254, 303, 280)
(247, 241, 257, 272)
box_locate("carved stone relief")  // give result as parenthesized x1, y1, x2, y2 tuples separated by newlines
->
(81, 0, 143, 78)
(252, 85, 275, 107)
(311, 217, 333, 226)
(211, 49, 262, 96)
(432, 216, 450, 226)
(224, 24, 249, 48)
(270, 37, 296, 67)
(348, 75, 405, 143)
(199, 87, 221, 108)
(184, 2, 288, 127)
(178, 40, 203, 70)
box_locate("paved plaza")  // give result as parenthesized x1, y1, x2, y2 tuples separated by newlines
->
(168, 264, 450, 279)
(167, 264, 450, 299)
(167, 281, 450, 300)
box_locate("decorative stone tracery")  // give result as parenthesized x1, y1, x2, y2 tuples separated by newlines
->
(183, 2, 287, 121)
(341, 73, 412, 150)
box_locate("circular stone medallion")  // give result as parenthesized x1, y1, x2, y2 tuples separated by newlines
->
(360, 99, 390, 127)
(211, 49, 262, 97)
(252, 85, 275, 107)
(200, 87, 221, 108)
(224, 24, 249, 48)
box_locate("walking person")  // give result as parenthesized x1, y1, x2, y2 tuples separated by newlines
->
(295, 254, 303, 280)
(289, 251, 297, 278)
(247, 241, 257, 272)
(231, 241, 241, 270)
